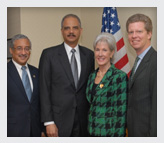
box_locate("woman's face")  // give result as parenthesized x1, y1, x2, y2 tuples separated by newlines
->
(94, 41, 114, 67)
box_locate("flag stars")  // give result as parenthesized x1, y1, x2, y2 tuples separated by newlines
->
(103, 12, 106, 18)
(111, 13, 115, 18)
(112, 7, 116, 11)
(101, 8, 121, 35)
(110, 21, 114, 26)
(110, 29, 113, 33)
(105, 28, 109, 32)
(101, 8, 130, 75)
(117, 22, 120, 27)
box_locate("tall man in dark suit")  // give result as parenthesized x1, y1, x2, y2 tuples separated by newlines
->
(39, 14, 94, 137)
(7, 34, 42, 137)
(126, 14, 157, 137)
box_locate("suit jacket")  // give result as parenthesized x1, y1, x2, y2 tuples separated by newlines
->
(127, 47, 157, 137)
(86, 64, 128, 136)
(39, 43, 94, 137)
(7, 60, 41, 137)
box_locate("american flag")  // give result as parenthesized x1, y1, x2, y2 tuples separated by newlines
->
(101, 7, 131, 77)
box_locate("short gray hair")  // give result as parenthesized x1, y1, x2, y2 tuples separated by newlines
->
(11, 34, 31, 49)
(61, 14, 82, 28)
(93, 32, 116, 52)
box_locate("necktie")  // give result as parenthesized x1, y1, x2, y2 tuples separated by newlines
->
(130, 56, 140, 81)
(71, 49, 78, 88)
(21, 66, 32, 101)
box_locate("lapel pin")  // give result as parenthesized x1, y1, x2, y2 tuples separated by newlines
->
(33, 75, 36, 78)
(100, 83, 104, 88)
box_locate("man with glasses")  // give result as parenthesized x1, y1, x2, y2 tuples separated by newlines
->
(7, 34, 43, 137)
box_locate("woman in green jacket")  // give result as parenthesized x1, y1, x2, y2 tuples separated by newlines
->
(86, 33, 128, 137)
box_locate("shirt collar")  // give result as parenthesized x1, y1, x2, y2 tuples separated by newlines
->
(138, 46, 151, 60)
(12, 59, 28, 70)
(64, 42, 79, 55)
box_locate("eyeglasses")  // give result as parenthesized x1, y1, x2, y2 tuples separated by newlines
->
(13, 46, 31, 52)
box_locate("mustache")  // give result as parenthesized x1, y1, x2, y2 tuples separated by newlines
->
(18, 54, 28, 58)
(67, 33, 76, 37)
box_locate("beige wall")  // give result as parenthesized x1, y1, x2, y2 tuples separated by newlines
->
(7, 7, 21, 38)
(7, 7, 157, 68)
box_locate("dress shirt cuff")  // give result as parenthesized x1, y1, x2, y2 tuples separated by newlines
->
(44, 121, 55, 126)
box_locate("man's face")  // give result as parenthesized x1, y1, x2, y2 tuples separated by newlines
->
(128, 22, 152, 55)
(61, 17, 82, 47)
(10, 38, 31, 66)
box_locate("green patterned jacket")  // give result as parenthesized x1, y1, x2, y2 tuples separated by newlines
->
(86, 64, 128, 137)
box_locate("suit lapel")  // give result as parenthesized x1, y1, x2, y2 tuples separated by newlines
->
(58, 43, 75, 88)
(129, 47, 154, 89)
(58, 44, 89, 90)
(77, 46, 88, 91)
(8, 61, 29, 101)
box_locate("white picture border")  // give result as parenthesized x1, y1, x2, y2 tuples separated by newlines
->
(1, 0, 162, 143)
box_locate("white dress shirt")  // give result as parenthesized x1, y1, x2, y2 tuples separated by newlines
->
(64, 42, 81, 79)
(12, 59, 33, 91)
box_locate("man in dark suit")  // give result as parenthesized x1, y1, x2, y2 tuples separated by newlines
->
(7, 34, 42, 137)
(126, 14, 157, 137)
(39, 14, 94, 137)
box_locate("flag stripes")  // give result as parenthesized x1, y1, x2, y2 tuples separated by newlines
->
(101, 7, 131, 77)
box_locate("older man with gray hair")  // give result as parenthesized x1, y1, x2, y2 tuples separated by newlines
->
(7, 34, 43, 137)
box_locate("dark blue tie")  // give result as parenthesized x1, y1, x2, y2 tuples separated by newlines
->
(71, 49, 78, 88)
(21, 66, 32, 101)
